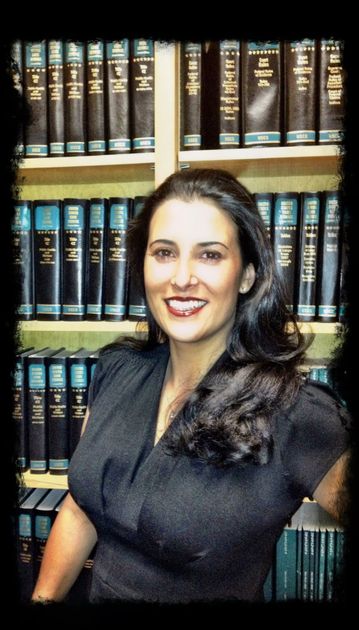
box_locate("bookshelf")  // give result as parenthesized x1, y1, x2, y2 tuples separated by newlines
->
(16, 41, 344, 490)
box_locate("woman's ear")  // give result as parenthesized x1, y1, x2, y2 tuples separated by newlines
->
(239, 263, 256, 294)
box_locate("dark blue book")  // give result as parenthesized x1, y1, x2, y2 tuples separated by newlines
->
(17, 488, 50, 603)
(273, 192, 300, 312)
(296, 192, 320, 321)
(62, 198, 88, 320)
(26, 347, 63, 473)
(12, 200, 34, 320)
(86, 198, 107, 320)
(128, 195, 147, 321)
(181, 42, 202, 150)
(254, 193, 273, 242)
(318, 40, 344, 144)
(104, 197, 132, 321)
(105, 40, 130, 154)
(33, 489, 68, 585)
(33, 199, 62, 320)
(47, 349, 74, 474)
(23, 41, 48, 157)
(317, 190, 342, 322)
(86, 40, 106, 155)
(64, 41, 86, 156)
(12, 40, 25, 156)
(13, 347, 35, 471)
(47, 40, 65, 156)
(130, 39, 155, 152)
(68, 349, 92, 457)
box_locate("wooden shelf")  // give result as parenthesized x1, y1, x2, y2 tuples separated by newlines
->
(179, 145, 341, 164)
(18, 153, 155, 170)
(21, 471, 68, 490)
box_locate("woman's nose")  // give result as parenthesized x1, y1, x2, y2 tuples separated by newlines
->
(170, 258, 198, 289)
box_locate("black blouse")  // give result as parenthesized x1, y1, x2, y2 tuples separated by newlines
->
(68, 342, 350, 604)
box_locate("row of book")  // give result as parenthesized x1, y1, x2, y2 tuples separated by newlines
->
(14, 347, 99, 474)
(15, 487, 344, 604)
(13, 190, 347, 323)
(182, 39, 345, 149)
(12, 39, 154, 157)
(13, 345, 334, 476)
(16, 486, 94, 603)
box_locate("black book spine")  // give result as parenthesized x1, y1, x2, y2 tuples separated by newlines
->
(181, 42, 202, 150)
(105, 40, 130, 153)
(339, 206, 350, 324)
(12, 40, 25, 156)
(64, 41, 86, 156)
(62, 198, 87, 320)
(284, 39, 317, 145)
(317, 191, 341, 322)
(86, 198, 106, 320)
(201, 41, 220, 150)
(242, 41, 281, 147)
(128, 196, 147, 320)
(69, 357, 89, 458)
(130, 39, 155, 152)
(27, 355, 49, 473)
(34, 200, 62, 320)
(13, 200, 34, 320)
(47, 355, 70, 474)
(47, 40, 65, 156)
(273, 192, 299, 312)
(219, 40, 240, 148)
(23, 40, 48, 157)
(86, 40, 106, 155)
(13, 349, 34, 471)
(254, 192, 273, 241)
(104, 197, 131, 321)
(296, 192, 320, 321)
(318, 39, 344, 144)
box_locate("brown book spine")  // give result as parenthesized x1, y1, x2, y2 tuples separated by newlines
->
(284, 39, 317, 145)
(318, 39, 345, 144)
(47, 40, 65, 156)
(181, 42, 202, 149)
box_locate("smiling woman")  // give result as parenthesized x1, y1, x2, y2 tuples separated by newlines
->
(32, 168, 352, 606)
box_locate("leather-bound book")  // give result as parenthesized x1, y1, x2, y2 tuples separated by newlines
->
(105, 40, 130, 153)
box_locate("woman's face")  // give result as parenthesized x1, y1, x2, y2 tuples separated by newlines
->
(144, 197, 255, 349)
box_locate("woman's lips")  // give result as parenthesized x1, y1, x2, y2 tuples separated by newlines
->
(164, 298, 208, 318)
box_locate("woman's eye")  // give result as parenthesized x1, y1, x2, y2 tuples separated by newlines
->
(153, 248, 174, 260)
(201, 251, 222, 261)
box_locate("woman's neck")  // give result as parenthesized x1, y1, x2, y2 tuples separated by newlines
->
(166, 337, 227, 392)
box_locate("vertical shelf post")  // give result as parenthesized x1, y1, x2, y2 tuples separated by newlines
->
(154, 41, 179, 186)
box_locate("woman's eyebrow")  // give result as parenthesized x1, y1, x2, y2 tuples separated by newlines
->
(148, 239, 229, 250)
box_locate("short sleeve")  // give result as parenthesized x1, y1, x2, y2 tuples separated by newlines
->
(87, 346, 130, 408)
(279, 380, 352, 499)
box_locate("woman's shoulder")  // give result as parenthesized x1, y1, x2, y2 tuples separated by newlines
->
(284, 377, 351, 430)
(98, 340, 169, 370)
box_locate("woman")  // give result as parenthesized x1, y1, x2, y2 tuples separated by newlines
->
(32, 168, 351, 604)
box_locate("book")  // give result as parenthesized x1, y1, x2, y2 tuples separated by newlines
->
(17, 488, 50, 603)
(130, 39, 155, 152)
(33, 199, 62, 320)
(128, 196, 147, 321)
(338, 205, 350, 323)
(68, 349, 92, 457)
(62, 198, 88, 320)
(275, 506, 302, 601)
(272, 192, 299, 312)
(242, 41, 281, 147)
(47, 40, 65, 156)
(13, 347, 35, 471)
(219, 40, 241, 148)
(86, 40, 106, 155)
(296, 192, 320, 321)
(254, 192, 273, 241)
(284, 39, 317, 145)
(12, 200, 34, 320)
(47, 349, 74, 474)
(181, 42, 202, 150)
(23, 41, 48, 157)
(86, 198, 107, 320)
(105, 40, 130, 153)
(27, 347, 63, 473)
(318, 39, 344, 144)
(11, 40, 25, 156)
(64, 41, 86, 156)
(33, 489, 68, 584)
(317, 190, 341, 322)
(103, 197, 132, 321)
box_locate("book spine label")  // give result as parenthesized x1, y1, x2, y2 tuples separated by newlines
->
(219, 40, 240, 147)
(181, 42, 202, 149)
(69, 361, 88, 457)
(13, 201, 34, 319)
(18, 512, 34, 601)
(243, 41, 281, 146)
(296, 193, 320, 320)
(273, 193, 299, 311)
(13, 358, 28, 470)
(86, 200, 106, 319)
(318, 40, 344, 143)
(24, 41, 48, 157)
(254, 193, 273, 241)
(64, 42, 86, 155)
(285, 40, 317, 144)
(34, 203, 61, 319)
(48, 40, 65, 156)
(317, 191, 341, 321)
(87, 40, 106, 154)
(104, 201, 129, 320)
(62, 200, 87, 320)
(28, 360, 48, 473)
(48, 360, 69, 473)
(130, 39, 155, 151)
(106, 40, 130, 153)
(12, 40, 25, 155)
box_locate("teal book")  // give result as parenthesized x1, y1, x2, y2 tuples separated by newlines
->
(317, 190, 341, 322)
(86, 198, 107, 320)
(273, 192, 299, 312)
(254, 193, 273, 241)
(104, 197, 132, 321)
(12, 200, 34, 320)
(62, 198, 88, 320)
(33, 199, 62, 320)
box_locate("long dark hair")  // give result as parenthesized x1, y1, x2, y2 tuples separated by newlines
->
(105, 168, 312, 467)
